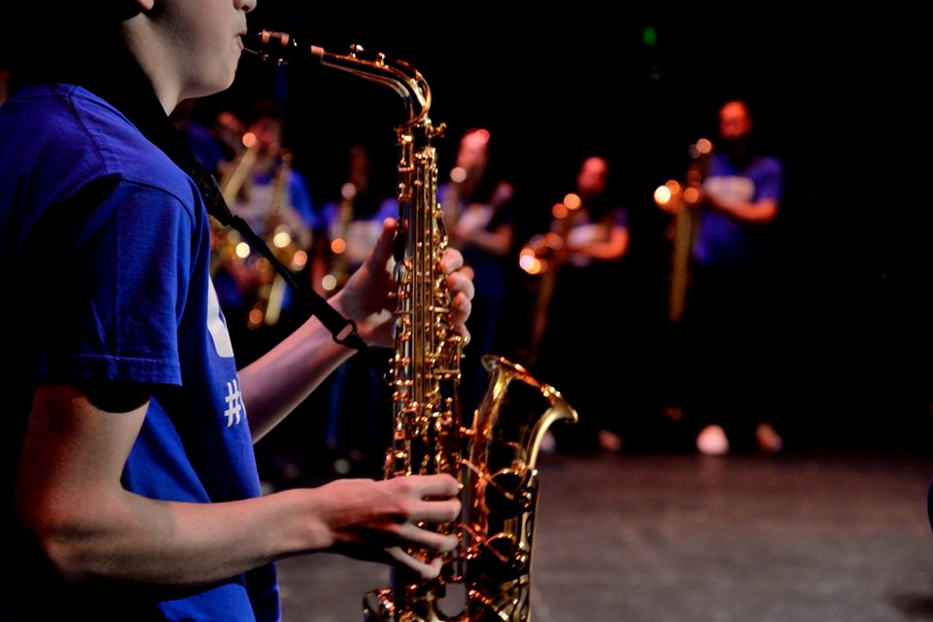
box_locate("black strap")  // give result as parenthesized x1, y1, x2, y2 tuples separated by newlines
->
(68, 46, 390, 379)
(206, 177, 390, 378)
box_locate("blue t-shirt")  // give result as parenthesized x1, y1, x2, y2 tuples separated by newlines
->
(561, 203, 629, 269)
(0, 84, 279, 621)
(692, 152, 784, 266)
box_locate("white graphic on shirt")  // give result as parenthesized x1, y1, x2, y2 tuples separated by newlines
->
(704, 176, 755, 205)
(566, 222, 608, 268)
(224, 379, 244, 427)
(206, 280, 235, 358)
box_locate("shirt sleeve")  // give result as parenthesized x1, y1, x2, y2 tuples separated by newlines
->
(755, 158, 785, 202)
(39, 178, 196, 387)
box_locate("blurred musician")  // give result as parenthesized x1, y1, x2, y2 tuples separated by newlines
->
(312, 143, 398, 477)
(663, 98, 785, 455)
(523, 155, 630, 453)
(439, 128, 516, 422)
(213, 98, 319, 366)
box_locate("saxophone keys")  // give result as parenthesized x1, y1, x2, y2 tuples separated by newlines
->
(480, 534, 530, 579)
(483, 469, 536, 517)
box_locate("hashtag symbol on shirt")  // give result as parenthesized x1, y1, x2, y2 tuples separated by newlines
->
(224, 379, 243, 427)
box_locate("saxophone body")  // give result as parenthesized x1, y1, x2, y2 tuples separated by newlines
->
(244, 31, 578, 622)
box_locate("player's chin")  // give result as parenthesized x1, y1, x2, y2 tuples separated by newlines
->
(222, 59, 241, 90)
(203, 50, 242, 93)
(196, 68, 238, 98)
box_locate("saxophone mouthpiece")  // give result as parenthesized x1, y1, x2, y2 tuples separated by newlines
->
(243, 29, 325, 65)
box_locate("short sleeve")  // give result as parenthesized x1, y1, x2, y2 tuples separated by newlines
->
(39, 179, 196, 387)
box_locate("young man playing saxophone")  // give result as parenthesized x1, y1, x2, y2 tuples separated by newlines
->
(0, 2, 474, 619)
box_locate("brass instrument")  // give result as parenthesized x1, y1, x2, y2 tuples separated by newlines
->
(244, 31, 578, 622)
(654, 138, 712, 323)
(214, 128, 310, 328)
(320, 179, 357, 295)
(248, 149, 310, 328)
(211, 132, 259, 278)
(219, 131, 259, 204)
(517, 193, 583, 368)
(321, 144, 381, 296)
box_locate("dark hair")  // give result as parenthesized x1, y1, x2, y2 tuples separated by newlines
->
(9, 5, 141, 80)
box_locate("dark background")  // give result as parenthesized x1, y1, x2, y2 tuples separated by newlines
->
(217, 8, 932, 449)
(4, 8, 930, 448)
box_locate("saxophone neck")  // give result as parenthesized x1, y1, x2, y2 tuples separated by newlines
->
(244, 30, 435, 129)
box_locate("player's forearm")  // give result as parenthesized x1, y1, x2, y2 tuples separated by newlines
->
(26, 487, 327, 587)
(470, 227, 513, 257)
(712, 197, 778, 224)
(573, 229, 629, 261)
(237, 315, 354, 441)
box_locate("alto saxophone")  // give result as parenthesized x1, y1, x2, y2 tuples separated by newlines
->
(320, 176, 357, 295)
(249, 149, 310, 328)
(217, 135, 309, 328)
(244, 31, 578, 622)
(211, 132, 260, 278)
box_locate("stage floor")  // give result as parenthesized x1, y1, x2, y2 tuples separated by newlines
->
(271, 444, 933, 622)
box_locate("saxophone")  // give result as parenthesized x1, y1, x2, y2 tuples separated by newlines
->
(244, 31, 578, 622)
(320, 173, 357, 295)
(212, 132, 260, 278)
(248, 149, 310, 328)
(216, 133, 310, 328)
